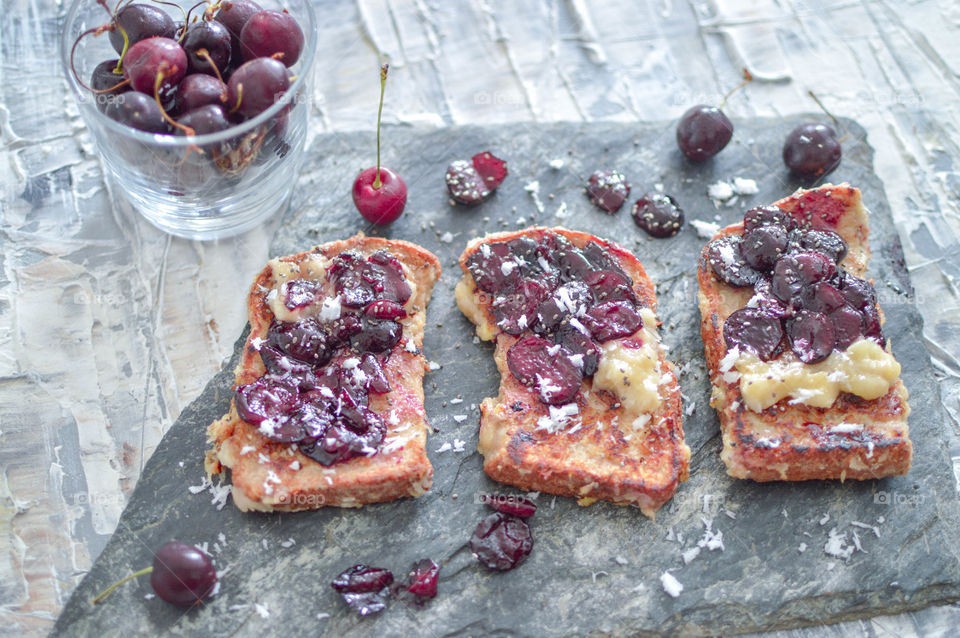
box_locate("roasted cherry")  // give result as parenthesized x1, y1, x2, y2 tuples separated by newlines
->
(470, 512, 534, 571)
(722, 307, 783, 361)
(586, 170, 630, 213)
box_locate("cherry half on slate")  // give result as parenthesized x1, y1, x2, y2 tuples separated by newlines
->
(353, 64, 408, 225)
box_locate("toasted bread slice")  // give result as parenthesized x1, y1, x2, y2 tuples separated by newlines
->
(456, 227, 689, 517)
(206, 235, 441, 511)
(697, 184, 911, 481)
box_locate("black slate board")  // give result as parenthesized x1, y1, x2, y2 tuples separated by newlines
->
(55, 120, 960, 637)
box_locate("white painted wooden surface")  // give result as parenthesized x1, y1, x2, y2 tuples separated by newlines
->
(1, 0, 959, 634)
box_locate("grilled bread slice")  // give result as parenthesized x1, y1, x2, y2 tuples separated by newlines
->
(456, 227, 689, 517)
(206, 235, 441, 511)
(697, 184, 911, 481)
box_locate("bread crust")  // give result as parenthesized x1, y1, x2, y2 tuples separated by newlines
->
(206, 235, 441, 511)
(697, 184, 912, 482)
(458, 227, 689, 517)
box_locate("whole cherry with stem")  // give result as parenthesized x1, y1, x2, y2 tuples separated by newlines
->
(352, 64, 407, 225)
(91, 541, 217, 607)
(676, 68, 753, 162)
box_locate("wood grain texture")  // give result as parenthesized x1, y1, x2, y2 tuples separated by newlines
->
(1, 0, 959, 635)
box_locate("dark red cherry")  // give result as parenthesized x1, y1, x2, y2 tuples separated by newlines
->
(799, 282, 846, 314)
(176, 73, 226, 113)
(480, 493, 537, 518)
(790, 229, 848, 263)
(103, 92, 168, 133)
(861, 304, 885, 346)
(507, 335, 583, 405)
(586, 170, 630, 213)
(770, 252, 836, 302)
(473, 151, 509, 190)
(536, 281, 592, 333)
(352, 167, 408, 225)
(215, 0, 262, 66)
(583, 269, 636, 304)
(739, 225, 789, 271)
(830, 305, 864, 350)
(325, 312, 363, 346)
(492, 279, 548, 335)
(368, 251, 412, 304)
(234, 375, 299, 424)
(554, 327, 600, 376)
(239, 10, 304, 66)
(267, 318, 332, 366)
(470, 512, 534, 571)
(351, 318, 402, 353)
(109, 4, 177, 53)
(176, 104, 231, 137)
(465, 242, 515, 294)
(123, 37, 187, 95)
(787, 310, 837, 364)
(751, 278, 792, 318)
(227, 57, 290, 117)
(838, 273, 877, 310)
(584, 301, 643, 343)
(743, 205, 796, 232)
(90, 60, 130, 111)
(359, 353, 390, 393)
(555, 247, 596, 282)
(722, 307, 784, 361)
(631, 192, 684, 238)
(783, 123, 842, 178)
(182, 20, 231, 75)
(364, 299, 406, 320)
(676, 105, 733, 162)
(331, 565, 393, 616)
(406, 559, 439, 600)
(149, 542, 217, 607)
(445, 152, 508, 205)
(281, 278, 321, 310)
(582, 241, 628, 279)
(707, 236, 761, 287)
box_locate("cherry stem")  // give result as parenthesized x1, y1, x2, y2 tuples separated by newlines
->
(113, 24, 130, 73)
(185, 1, 207, 26)
(372, 63, 389, 189)
(229, 83, 243, 113)
(70, 24, 117, 91)
(93, 77, 130, 94)
(718, 68, 753, 110)
(196, 48, 225, 86)
(91, 566, 152, 604)
(807, 90, 847, 142)
(204, 1, 223, 21)
(154, 65, 195, 136)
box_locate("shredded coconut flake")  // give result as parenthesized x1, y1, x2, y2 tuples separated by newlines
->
(824, 527, 855, 560)
(453, 414, 468, 423)
(707, 180, 735, 202)
(318, 296, 341, 321)
(732, 177, 759, 195)
(255, 603, 270, 618)
(660, 572, 683, 598)
(690, 219, 721, 239)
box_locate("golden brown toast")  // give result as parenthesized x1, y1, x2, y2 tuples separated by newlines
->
(697, 184, 911, 481)
(456, 227, 689, 517)
(206, 235, 441, 511)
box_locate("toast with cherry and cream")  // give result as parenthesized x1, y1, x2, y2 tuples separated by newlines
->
(456, 227, 689, 517)
(206, 234, 441, 511)
(697, 184, 911, 481)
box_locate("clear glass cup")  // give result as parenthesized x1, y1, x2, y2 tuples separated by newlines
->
(60, 0, 316, 240)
